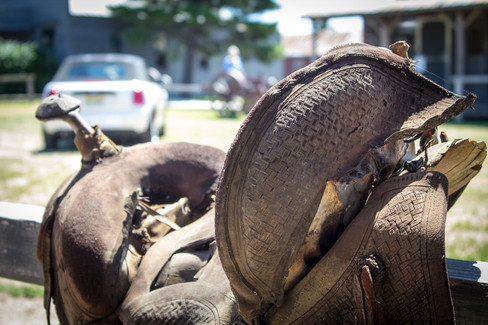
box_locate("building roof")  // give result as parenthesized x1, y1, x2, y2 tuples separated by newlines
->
(68, 0, 128, 17)
(282, 31, 359, 57)
(304, 0, 488, 19)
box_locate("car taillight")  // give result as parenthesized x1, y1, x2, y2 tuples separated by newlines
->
(133, 90, 144, 105)
(48, 89, 59, 96)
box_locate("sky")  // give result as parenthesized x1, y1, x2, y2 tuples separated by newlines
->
(69, 0, 364, 37)
(260, 0, 363, 36)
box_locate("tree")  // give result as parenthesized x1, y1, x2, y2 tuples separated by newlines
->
(110, 0, 283, 83)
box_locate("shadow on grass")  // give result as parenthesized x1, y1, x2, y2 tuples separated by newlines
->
(32, 136, 154, 155)
(445, 119, 488, 127)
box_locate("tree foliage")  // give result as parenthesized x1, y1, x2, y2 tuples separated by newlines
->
(0, 37, 58, 93)
(0, 38, 37, 93)
(110, 0, 283, 82)
(0, 38, 58, 93)
(0, 38, 37, 74)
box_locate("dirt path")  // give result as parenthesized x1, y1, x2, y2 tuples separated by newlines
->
(0, 279, 59, 325)
(0, 130, 80, 206)
(0, 130, 75, 324)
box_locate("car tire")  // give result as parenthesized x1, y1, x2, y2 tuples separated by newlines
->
(158, 123, 165, 136)
(44, 131, 58, 149)
(142, 117, 160, 143)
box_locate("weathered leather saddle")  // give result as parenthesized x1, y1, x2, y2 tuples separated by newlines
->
(215, 42, 479, 324)
(36, 42, 486, 325)
(36, 138, 236, 323)
(36, 93, 242, 324)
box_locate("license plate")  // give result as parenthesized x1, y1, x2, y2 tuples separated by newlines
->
(83, 93, 105, 103)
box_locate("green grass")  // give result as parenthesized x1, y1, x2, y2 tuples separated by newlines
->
(0, 155, 78, 204)
(163, 109, 245, 151)
(0, 99, 39, 111)
(0, 99, 41, 133)
(0, 282, 44, 298)
(442, 120, 488, 145)
(450, 220, 488, 233)
(0, 158, 29, 201)
(446, 238, 488, 261)
(438, 120, 488, 261)
(0, 158, 24, 179)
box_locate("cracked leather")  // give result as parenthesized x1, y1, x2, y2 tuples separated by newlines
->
(215, 43, 474, 323)
(37, 142, 226, 324)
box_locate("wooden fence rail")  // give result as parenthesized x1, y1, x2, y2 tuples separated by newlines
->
(0, 73, 36, 99)
(0, 201, 487, 323)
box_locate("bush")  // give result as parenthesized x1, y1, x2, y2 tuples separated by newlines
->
(0, 38, 58, 94)
(0, 38, 37, 94)
(0, 38, 37, 74)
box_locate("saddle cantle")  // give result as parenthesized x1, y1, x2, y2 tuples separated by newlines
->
(215, 43, 474, 323)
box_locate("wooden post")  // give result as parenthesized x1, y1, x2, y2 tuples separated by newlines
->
(447, 258, 488, 324)
(454, 11, 466, 121)
(0, 202, 44, 285)
(26, 74, 35, 99)
(454, 11, 465, 78)
(0, 73, 36, 99)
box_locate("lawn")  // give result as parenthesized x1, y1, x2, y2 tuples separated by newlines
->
(0, 99, 487, 261)
(0, 99, 245, 151)
(0, 99, 43, 132)
(440, 121, 488, 260)
(162, 107, 246, 151)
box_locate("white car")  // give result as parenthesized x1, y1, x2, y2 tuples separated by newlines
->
(41, 53, 168, 148)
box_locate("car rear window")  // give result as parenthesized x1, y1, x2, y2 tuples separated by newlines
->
(56, 62, 135, 81)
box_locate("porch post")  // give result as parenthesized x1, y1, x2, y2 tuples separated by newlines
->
(379, 17, 391, 48)
(454, 11, 466, 120)
(312, 18, 326, 60)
